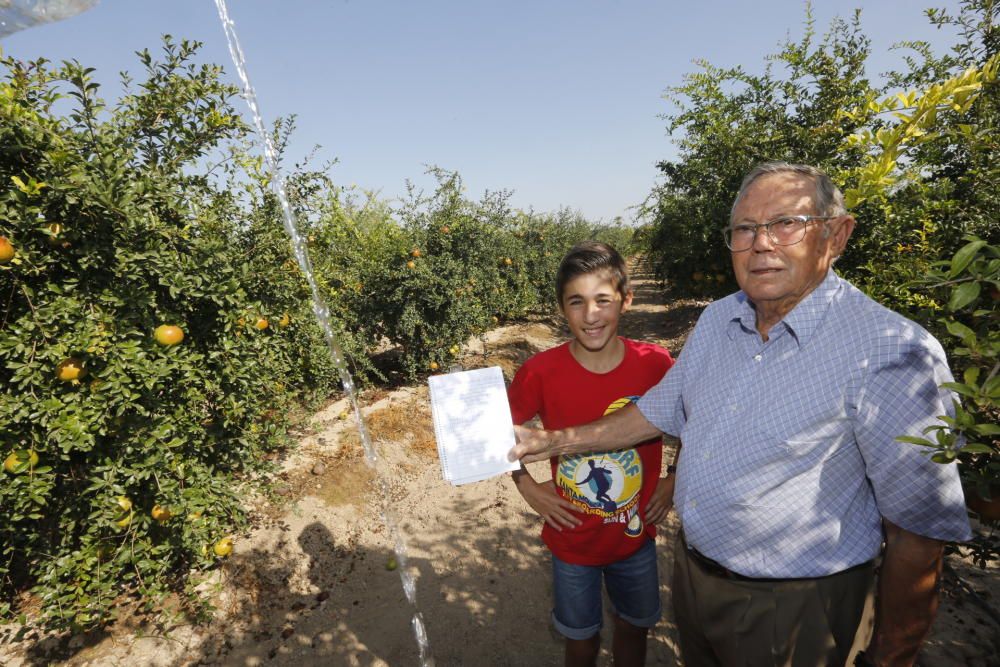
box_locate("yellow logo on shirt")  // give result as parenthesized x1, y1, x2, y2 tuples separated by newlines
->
(555, 396, 644, 537)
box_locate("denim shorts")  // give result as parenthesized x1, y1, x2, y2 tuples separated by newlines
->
(550, 538, 661, 640)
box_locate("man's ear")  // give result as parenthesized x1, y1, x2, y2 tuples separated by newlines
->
(621, 290, 634, 312)
(829, 215, 856, 258)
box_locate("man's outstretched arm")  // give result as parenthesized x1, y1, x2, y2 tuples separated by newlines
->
(509, 403, 663, 464)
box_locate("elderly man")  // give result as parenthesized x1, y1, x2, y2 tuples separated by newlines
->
(509, 162, 971, 667)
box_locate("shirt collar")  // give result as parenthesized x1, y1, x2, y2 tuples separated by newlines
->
(727, 270, 842, 345)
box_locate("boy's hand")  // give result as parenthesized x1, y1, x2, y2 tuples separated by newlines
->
(515, 478, 582, 531)
(645, 476, 676, 525)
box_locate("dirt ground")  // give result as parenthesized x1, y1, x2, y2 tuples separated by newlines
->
(1, 266, 998, 666)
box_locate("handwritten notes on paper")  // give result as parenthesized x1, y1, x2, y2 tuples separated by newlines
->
(428, 366, 520, 485)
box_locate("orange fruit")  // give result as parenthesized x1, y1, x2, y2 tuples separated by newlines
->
(429, 361, 439, 371)
(4, 449, 38, 474)
(151, 505, 172, 522)
(255, 317, 269, 331)
(154, 324, 184, 346)
(278, 313, 291, 328)
(411, 248, 422, 258)
(406, 260, 416, 269)
(504, 258, 513, 266)
(56, 358, 86, 382)
(441, 226, 450, 234)
(0, 236, 15, 264)
(213, 537, 234, 557)
(114, 496, 133, 528)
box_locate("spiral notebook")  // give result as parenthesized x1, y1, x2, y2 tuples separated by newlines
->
(428, 366, 520, 485)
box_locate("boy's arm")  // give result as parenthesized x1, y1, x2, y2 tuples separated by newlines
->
(511, 465, 582, 531)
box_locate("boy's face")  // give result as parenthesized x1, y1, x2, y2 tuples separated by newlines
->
(560, 271, 632, 354)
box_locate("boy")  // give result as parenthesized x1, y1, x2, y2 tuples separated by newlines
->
(508, 241, 674, 667)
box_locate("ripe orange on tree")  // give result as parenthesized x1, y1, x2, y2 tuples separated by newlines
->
(213, 536, 234, 557)
(56, 357, 86, 382)
(255, 317, 269, 330)
(0, 236, 15, 263)
(406, 260, 416, 269)
(429, 361, 439, 371)
(411, 248, 422, 258)
(151, 505, 173, 522)
(4, 449, 38, 474)
(154, 324, 184, 346)
(114, 496, 133, 528)
(278, 313, 291, 328)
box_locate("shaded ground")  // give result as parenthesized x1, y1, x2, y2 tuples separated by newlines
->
(1, 263, 998, 666)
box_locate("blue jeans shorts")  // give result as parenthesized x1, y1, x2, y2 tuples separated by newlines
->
(550, 537, 661, 640)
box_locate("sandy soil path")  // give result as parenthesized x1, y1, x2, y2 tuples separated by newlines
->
(2, 264, 998, 666)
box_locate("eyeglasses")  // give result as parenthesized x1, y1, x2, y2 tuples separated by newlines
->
(723, 215, 836, 252)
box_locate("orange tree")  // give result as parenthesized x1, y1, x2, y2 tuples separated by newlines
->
(310, 168, 635, 379)
(0, 40, 337, 628)
(0, 38, 634, 629)
(641, 9, 878, 296)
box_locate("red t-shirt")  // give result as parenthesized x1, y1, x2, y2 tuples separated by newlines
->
(508, 338, 674, 566)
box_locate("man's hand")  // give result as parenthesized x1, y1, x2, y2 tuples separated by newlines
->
(865, 520, 945, 666)
(508, 404, 664, 464)
(513, 476, 582, 531)
(509, 424, 560, 464)
(644, 475, 676, 524)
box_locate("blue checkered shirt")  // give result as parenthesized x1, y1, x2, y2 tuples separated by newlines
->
(637, 270, 972, 578)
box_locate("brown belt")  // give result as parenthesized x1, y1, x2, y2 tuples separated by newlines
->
(681, 532, 873, 583)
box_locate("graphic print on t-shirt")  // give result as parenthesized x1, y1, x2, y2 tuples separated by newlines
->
(555, 396, 645, 537)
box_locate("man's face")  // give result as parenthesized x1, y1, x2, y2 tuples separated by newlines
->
(729, 173, 851, 317)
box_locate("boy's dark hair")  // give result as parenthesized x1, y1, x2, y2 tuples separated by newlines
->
(555, 241, 630, 304)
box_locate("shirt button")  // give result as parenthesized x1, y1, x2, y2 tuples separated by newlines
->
(753, 354, 763, 362)
(689, 500, 697, 508)
(731, 404, 739, 412)
(702, 452, 709, 460)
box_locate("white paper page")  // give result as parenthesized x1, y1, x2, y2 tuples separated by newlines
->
(428, 366, 520, 485)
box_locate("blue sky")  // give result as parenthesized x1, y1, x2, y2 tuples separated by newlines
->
(1, 1, 962, 222)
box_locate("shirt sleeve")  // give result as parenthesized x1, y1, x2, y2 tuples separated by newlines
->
(507, 362, 542, 426)
(636, 346, 685, 438)
(854, 330, 972, 542)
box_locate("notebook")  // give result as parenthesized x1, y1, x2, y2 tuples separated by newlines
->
(428, 366, 520, 485)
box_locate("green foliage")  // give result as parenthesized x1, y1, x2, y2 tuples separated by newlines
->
(310, 168, 634, 379)
(643, 7, 878, 295)
(893, 236, 999, 563)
